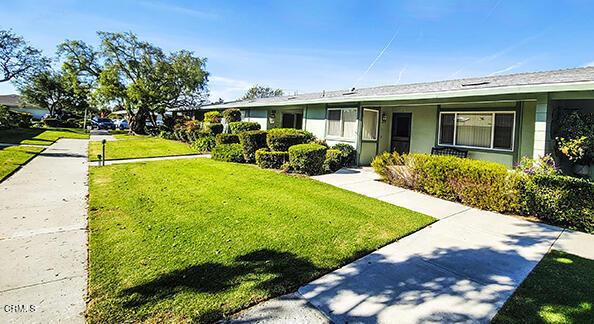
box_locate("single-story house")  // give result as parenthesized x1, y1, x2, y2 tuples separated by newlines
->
(203, 67, 594, 174)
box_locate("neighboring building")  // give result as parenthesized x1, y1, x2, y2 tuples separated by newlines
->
(202, 67, 594, 171)
(0, 94, 46, 120)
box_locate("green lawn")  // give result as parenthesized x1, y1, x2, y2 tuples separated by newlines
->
(0, 127, 88, 145)
(0, 145, 45, 181)
(494, 250, 594, 323)
(88, 158, 435, 323)
(88, 135, 198, 161)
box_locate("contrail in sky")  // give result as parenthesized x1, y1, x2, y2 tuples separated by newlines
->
(353, 27, 400, 89)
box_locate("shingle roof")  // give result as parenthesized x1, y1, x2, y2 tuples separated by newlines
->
(204, 66, 594, 109)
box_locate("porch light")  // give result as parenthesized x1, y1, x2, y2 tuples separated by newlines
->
(381, 112, 387, 122)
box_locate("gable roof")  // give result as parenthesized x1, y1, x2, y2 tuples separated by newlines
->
(204, 66, 594, 109)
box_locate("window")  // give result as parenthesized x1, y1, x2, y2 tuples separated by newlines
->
(327, 108, 357, 140)
(438, 111, 515, 151)
(362, 109, 379, 141)
(281, 113, 303, 129)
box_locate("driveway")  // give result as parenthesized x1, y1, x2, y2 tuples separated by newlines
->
(232, 167, 592, 323)
(0, 139, 88, 323)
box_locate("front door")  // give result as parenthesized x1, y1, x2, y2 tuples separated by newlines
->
(391, 113, 412, 154)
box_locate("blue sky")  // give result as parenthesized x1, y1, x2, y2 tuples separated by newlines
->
(1, 0, 594, 101)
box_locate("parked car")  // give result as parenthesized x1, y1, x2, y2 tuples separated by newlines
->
(145, 119, 164, 128)
(114, 119, 129, 130)
(91, 117, 115, 130)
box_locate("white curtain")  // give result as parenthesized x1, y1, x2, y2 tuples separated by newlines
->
(455, 113, 492, 148)
(327, 110, 341, 137)
(362, 110, 378, 140)
(342, 108, 357, 139)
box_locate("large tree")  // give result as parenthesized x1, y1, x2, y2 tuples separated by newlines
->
(58, 32, 209, 134)
(241, 84, 283, 100)
(17, 70, 82, 117)
(0, 29, 50, 83)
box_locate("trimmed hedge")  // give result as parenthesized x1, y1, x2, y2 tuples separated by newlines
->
(205, 123, 224, 135)
(332, 143, 356, 166)
(229, 121, 261, 134)
(223, 108, 241, 123)
(191, 135, 216, 152)
(211, 144, 244, 163)
(255, 148, 288, 169)
(324, 149, 342, 172)
(289, 143, 327, 175)
(373, 152, 520, 213)
(266, 128, 314, 151)
(216, 133, 240, 145)
(238, 130, 268, 163)
(521, 174, 594, 233)
(203, 111, 222, 123)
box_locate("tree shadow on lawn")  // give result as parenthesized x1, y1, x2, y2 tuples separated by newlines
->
(120, 248, 336, 320)
(0, 128, 51, 144)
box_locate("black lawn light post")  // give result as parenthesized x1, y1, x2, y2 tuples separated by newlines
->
(101, 139, 106, 166)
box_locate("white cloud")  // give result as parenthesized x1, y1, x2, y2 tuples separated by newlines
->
(585, 61, 594, 67)
(487, 61, 524, 76)
(208, 76, 252, 101)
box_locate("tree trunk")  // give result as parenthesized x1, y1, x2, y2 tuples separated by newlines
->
(129, 107, 149, 134)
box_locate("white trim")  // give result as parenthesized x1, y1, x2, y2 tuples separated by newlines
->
(438, 111, 516, 152)
(362, 108, 379, 141)
(326, 107, 358, 141)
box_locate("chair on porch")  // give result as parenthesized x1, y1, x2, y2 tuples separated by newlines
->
(431, 146, 468, 158)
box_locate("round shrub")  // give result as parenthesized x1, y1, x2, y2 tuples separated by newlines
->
(266, 128, 314, 151)
(324, 149, 343, 172)
(332, 143, 356, 166)
(191, 135, 216, 152)
(223, 108, 241, 123)
(203, 111, 222, 123)
(211, 144, 244, 163)
(256, 148, 289, 169)
(229, 121, 261, 134)
(239, 130, 268, 163)
(205, 123, 224, 135)
(216, 133, 240, 145)
(289, 143, 327, 175)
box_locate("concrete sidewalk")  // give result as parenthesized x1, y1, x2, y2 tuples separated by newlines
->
(0, 139, 88, 324)
(231, 167, 593, 323)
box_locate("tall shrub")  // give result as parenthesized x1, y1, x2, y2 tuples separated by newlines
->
(239, 130, 268, 163)
(229, 121, 261, 134)
(223, 108, 241, 123)
(266, 128, 313, 151)
(203, 111, 222, 123)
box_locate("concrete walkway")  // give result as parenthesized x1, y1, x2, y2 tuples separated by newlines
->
(231, 167, 594, 323)
(0, 139, 88, 324)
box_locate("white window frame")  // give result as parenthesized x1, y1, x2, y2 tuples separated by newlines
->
(438, 111, 516, 152)
(362, 108, 379, 141)
(326, 107, 358, 141)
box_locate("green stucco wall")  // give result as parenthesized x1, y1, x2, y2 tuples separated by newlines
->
(376, 105, 437, 155)
(519, 101, 536, 159)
